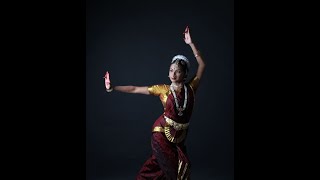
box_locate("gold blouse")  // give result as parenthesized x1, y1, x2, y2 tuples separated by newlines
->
(148, 75, 200, 109)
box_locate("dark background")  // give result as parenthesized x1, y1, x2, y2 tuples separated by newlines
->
(5, 0, 312, 179)
(86, 0, 234, 179)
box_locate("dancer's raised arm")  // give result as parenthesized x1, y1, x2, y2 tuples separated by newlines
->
(184, 26, 206, 80)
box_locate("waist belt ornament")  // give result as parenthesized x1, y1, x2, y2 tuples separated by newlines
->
(152, 116, 189, 143)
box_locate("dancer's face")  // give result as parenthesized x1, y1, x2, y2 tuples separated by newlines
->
(169, 63, 185, 83)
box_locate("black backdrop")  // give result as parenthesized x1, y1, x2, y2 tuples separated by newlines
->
(86, 0, 234, 179)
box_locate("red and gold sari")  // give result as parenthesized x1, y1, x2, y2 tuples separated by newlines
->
(136, 76, 200, 180)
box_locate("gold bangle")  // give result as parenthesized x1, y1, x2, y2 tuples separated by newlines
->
(194, 51, 201, 57)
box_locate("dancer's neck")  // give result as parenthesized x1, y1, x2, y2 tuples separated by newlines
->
(171, 82, 184, 91)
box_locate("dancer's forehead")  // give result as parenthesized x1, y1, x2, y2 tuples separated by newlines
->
(170, 63, 183, 70)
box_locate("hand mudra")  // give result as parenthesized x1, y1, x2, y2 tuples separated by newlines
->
(104, 71, 112, 90)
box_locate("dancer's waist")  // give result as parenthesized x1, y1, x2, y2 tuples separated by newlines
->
(153, 116, 189, 132)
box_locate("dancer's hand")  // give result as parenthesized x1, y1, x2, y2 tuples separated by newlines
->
(104, 71, 112, 92)
(183, 26, 193, 44)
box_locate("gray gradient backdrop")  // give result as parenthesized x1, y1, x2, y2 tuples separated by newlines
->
(86, 0, 234, 179)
